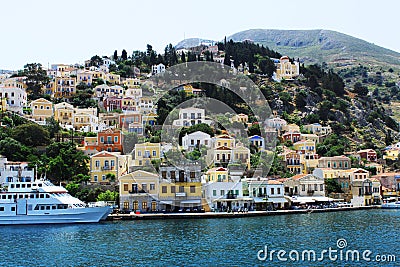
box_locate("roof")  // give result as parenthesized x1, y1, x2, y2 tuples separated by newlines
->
(291, 174, 307, 180)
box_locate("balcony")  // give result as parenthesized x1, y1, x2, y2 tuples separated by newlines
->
(103, 141, 114, 145)
(226, 193, 237, 199)
(129, 189, 146, 194)
(101, 166, 114, 171)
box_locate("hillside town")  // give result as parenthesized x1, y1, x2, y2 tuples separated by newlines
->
(0, 41, 399, 215)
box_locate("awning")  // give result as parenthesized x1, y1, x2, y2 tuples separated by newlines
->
(291, 197, 315, 203)
(253, 197, 267, 203)
(159, 200, 173, 205)
(180, 199, 201, 204)
(267, 197, 287, 203)
(313, 197, 334, 202)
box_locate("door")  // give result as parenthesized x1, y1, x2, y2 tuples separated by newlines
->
(17, 199, 27, 215)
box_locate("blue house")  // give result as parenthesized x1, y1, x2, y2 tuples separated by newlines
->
(249, 135, 265, 150)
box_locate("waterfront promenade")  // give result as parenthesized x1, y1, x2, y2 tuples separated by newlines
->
(107, 206, 379, 221)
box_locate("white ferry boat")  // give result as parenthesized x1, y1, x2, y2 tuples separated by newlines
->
(0, 179, 113, 225)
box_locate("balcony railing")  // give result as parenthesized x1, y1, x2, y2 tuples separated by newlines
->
(101, 166, 114, 171)
(129, 189, 146, 194)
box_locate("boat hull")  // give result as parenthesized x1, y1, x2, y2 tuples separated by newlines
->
(0, 206, 113, 225)
(381, 203, 400, 209)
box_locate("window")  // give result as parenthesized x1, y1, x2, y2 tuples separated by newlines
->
(95, 160, 100, 167)
(142, 202, 148, 210)
(314, 184, 318, 191)
(179, 186, 184, 193)
(102, 175, 106, 181)
(320, 184, 324, 191)
(150, 184, 155, 191)
(142, 184, 147, 192)
(114, 136, 118, 143)
(213, 190, 217, 196)
(171, 186, 176, 193)
(11, 207, 15, 212)
(271, 188, 275, 195)
(138, 151, 142, 157)
(152, 150, 157, 157)
(123, 184, 128, 191)
(220, 190, 225, 196)
(161, 171, 167, 179)
(94, 175, 98, 182)
(190, 186, 195, 193)
(162, 186, 167, 193)
(100, 136, 104, 143)
(170, 171, 176, 179)
(0, 207, 4, 212)
(302, 185, 306, 191)
(277, 188, 281, 195)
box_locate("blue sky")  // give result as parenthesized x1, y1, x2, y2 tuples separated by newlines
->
(1, 0, 399, 70)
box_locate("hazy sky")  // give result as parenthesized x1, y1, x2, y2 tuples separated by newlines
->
(1, 0, 399, 70)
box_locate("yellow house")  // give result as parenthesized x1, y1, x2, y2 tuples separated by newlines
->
(300, 133, 320, 144)
(54, 77, 77, 98)
(106, 73, 121, 85)
(232, 145, 251, 169)
(30, 98, 54, 122)
(214, 134, 235, 149)
(134, 142, 161, 166)
(313, 168, 339, 179)
(231, 113, 249, 124)
(293, 140, 316, 154)
(92, 70, 106, 81)
(123, 78, 141, 89)
(383, 148, 400, 161)
(273, 56, 300, 81)
(90, 151, 131, 183)
(206, 167, 229, 182)
(300, 153, 319, 174)
(119, 170, 159, 211)
(54, 102, 74, 126)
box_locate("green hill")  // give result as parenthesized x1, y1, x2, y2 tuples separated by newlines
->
(228, 29, 400, 69)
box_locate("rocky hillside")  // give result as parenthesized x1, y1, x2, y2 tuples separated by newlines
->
(227, 29, 400, 69)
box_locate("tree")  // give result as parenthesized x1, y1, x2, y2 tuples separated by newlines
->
(121, 49, 128, 61)
(45, 117, 61, 138)
(12, 123, 50, 146)
(21, 63, 50, 100)
(325, 178, 343, 194)
(353, 82, 369, 96)
(90, 55, 103, 67)
(0, 137, 32, 161)
(97, 190, 118, 202)
(113, 50, 118, 61)
(180, 52, 186, 63)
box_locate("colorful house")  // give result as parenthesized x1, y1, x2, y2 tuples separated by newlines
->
(30, 98, 54, 123)
(89, 151, 131, 183)
(119, 170, 159, 212)
(134, 142, 161, 166)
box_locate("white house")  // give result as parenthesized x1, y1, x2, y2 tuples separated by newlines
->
(0, 160, 35, 185)
(202, 181, 248, 211)
(182, 131, 211, 151)
(173, 107, 212, 127)
(0, 78, 27, 114)
(264, 117, 287, 130)
(152, 63, 165, 75)
(246, 177, 287, 209)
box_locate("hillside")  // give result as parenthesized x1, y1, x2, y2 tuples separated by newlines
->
(175, 38, 216, 49)
(228, 29, 400, 69)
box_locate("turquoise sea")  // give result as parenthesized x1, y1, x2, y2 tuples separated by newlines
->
(0, 210, 399, 266)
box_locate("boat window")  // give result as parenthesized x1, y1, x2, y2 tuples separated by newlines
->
(34, 205, 39, 210)
(19, 194, 23, 199)
(16, 184, 20, 188)
(52, 205, 56, 210)
(39, 194, 44, 198)
(27, 184, 31, 188)
(1, 195, 5, 199)
(38, 184, 42, 187)
(27, 205, 32, 211)
(11, 207, 15, 212)
(0, 207, 4, 211)
(40, 206, 45, 210)
(22, 184, 26, 188)
(30, 194, 35, 198)
(8, 195, 12, 199)
(32, 184, 36, 187)
(46, 206, 50, 210)
(10, 184, 15, 188)
(46, 194, 50, 198)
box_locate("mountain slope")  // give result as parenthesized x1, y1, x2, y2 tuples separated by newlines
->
(227, 29, 400, 69)
(175, 38, 216, 49)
